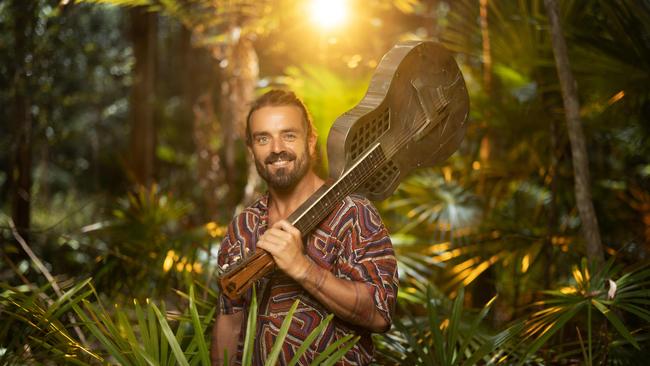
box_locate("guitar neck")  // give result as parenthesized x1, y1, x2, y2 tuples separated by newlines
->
(289, 142, 387, 234)
(218, 143, 387, 299)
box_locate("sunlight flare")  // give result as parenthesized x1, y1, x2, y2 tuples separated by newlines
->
(309, 0, 348, 30)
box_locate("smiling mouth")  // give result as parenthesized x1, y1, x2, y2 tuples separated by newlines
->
(270, 160, 292, 167)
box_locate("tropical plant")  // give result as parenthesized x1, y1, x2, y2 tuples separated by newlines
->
(83, 184, 216, 301)
(1, 277, 358, 365)
(520, 258, 650, 365)
(1, 278, 102, 365)
(376, 285, 525, 365)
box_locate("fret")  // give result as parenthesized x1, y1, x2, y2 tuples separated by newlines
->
(292, 144, 387, 235)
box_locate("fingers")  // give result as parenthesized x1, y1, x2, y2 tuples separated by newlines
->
(256, 222, 301, 255)
(255, 227, 293, 254)
(273, 220, 302, 238)
(264, 227, 292, 243)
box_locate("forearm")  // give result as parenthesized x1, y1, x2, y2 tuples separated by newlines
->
(211, 312, 243, 366)
(297, 261, 389, 333)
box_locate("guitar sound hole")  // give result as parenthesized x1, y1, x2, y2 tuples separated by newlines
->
(363, 160, 399, 194)
(349, 107, 390, 160)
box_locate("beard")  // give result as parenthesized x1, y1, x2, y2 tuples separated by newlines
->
(254, 145, 311, 191)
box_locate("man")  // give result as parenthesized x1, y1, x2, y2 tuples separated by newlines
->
(211, 90, 398, 365)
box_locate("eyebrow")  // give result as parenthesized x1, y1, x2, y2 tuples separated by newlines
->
(252, 128, 300, 137)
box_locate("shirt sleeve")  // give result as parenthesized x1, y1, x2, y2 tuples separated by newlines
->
(217, 221, 247, 315)
(334, 196, 399, 328)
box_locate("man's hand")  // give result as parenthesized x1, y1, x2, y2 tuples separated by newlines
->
(256, 220, 389, 333)
(256, 220, 310, 280)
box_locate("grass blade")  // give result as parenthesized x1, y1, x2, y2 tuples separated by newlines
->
(287, 314, 334, 366)
(151, 303, 190, 366)
(241, 287, 258, 366)
(146, 301, 160, 361)
(310, 334, 355, 366)
(320, 336, 360, 366)
(265, 299, 300, 366)
(447, 287, 465, 363)
(71, 302, 130, 365)
(189, 286, 211, 366)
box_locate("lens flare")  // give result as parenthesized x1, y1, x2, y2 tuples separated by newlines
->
(310, 0, 347, 30)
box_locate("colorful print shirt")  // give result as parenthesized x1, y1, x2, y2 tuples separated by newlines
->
(217, 193, 398, 365)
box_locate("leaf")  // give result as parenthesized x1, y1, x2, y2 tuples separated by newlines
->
(116, 310, 147, 366)
(320, 336, 360, 366)
(151, 303, 190, 366)
(447, 287, 465, 363)
(71, 301, 130, 365)
(241, 287, 258, 366)
(287, 314, 334, 366)
(591, 299, 640, 349)
(427, 287, 446, 365)
(462, 321, 524, 366)
(520, 303, 583, 364)
(393, 315, 430, 366)
(310, 334, 356, 366)
(189, 286, 211, 366)
(265, 299, 300, 366)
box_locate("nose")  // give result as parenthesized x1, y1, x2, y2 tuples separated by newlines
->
(270, 137, 286, 153)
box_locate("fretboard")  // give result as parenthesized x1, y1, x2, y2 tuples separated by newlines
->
(288, 143, 387, 235)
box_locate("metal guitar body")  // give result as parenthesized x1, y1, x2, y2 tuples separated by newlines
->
(327, 40, 469, 198)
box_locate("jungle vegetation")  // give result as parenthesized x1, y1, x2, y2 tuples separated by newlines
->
(1, 0, 649, 364)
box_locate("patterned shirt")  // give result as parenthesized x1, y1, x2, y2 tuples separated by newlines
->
(217, 193, 398, 365)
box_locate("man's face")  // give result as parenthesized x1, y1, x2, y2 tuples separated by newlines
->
(248, 105, 315, 191)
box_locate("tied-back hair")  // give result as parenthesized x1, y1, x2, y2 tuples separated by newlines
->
(245, 90, 317, 146)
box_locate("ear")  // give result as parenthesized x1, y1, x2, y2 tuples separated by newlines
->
(308, 133, 318, 157)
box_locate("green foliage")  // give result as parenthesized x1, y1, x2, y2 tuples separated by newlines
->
(3, 0, 650, 365)
(0, 279, 101, 365)
(520, 259, 650, 364)
(84, 184, 214, 300)
(0, 278, 356, 365)
(377, 286, 525, 365)
(236, 287, 359, 366)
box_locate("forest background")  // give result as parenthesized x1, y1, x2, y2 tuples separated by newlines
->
(1, 0, 649, 364)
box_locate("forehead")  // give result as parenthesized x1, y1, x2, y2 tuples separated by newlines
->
(249, 105, 306, 134)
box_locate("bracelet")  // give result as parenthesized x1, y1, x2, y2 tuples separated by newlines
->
(301, 261, 326, 291)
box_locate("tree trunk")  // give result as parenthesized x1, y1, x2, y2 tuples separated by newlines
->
(477, 0, 492, 197)
(216, 33, 260, 209)
(10, 0, 37, 243)
(544, 0, 605, 264)
(178, 26, 226, 220)
(129, 7, 157, 186)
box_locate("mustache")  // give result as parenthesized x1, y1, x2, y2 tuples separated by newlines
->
(265, 151, 296, 164)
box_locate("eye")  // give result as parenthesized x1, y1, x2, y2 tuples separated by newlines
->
(255, 135, 269, 144)
(283, 133, 297, 142)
